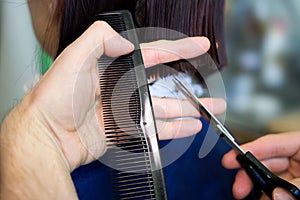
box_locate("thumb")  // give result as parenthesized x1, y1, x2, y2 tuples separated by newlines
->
(33, 20, 134, 109)
(53, 20, 134, 73)
(68, 21, 134, 59)
(273, 179, 300, 200)
(29, 21, 134, 170)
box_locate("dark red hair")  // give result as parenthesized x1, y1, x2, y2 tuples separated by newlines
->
(57, 0, 226, 83)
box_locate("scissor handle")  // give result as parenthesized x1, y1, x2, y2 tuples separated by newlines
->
(237, 151, 300, 199)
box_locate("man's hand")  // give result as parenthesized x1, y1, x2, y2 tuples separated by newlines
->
(222, 132, 300, 200)
(0, 21, 225, 199)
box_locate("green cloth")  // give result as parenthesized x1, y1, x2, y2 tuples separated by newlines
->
(39, 50, 53, 74)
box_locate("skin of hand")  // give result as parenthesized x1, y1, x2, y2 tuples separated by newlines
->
(0, 19, 227, 199)
(222, 132, 300, 200)
(26, 0, 226, 143)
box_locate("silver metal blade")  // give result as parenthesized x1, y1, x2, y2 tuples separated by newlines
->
(173, 77, 245, 155)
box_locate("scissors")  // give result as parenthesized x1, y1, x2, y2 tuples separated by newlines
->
(173, 77, 300, 200)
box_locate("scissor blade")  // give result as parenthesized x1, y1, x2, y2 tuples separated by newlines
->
(173, 77, 245, 155)
(174, 78, 300, 199)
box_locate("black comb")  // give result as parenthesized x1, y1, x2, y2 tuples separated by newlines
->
(95, 10, 167, 200)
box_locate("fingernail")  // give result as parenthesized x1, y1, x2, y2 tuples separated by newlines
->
(189, 37, 210, 52)
(274, 188, 296, 200)
(200, 37, 211, 50)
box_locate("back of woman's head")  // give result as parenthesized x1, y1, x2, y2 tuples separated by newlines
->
(56, 0, 226, 82)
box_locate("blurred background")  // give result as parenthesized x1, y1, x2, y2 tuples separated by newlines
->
(223, 0, 300, 142)
(0, 0, 39, 124)
(1, 0, 300, 144)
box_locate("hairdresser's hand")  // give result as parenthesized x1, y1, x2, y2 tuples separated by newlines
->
(1, 22, 136, 200)
(140, 38, 226, 140)
(0, 21, 218, 199)
(41, 24, 214, 169)
(222, 132, 300, 200)
(141, 38, 210, 69)
(1, 20, 215, 170)
(151, 97, 226, 140)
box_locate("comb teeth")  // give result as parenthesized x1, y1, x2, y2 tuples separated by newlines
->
(99, 55, 156, 199)
(96, 10, 167, 200)
(112, 171, 156, 200)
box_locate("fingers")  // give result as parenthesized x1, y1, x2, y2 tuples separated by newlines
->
(156, 118, 202, 140)
(241, 132, 300, 161)
(232, 170, 253, 199)
(34, 21, 134, 101)
(222, 132, 300, 200)
(70, 21, 134, 58)
(273, 178, 300, 200)
(30, 21, 134, 170)
(222, 149, 239, 168)
(52, 21, 134, 72)
(230, 166, 298, 200)
(226, 158, 291, 199)
(141, 37, 210, 68)
(222, 151, 289, 172)
(273, 187, 298, 200)
(200, 98, 227, 116)
(222, 132, 300, 169)
(152, 97, 226, 140)
(32, 21, 135, 121)
(152, 97, 226, 119)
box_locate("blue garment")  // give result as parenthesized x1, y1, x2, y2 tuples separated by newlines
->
(71, 119, 237, 199)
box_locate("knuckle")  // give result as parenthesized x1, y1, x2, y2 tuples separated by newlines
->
(91, 20, 110, 31)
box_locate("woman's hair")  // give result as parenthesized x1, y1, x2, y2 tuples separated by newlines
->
(57, 0, 138, 55)
(56, 0, 226, 83)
